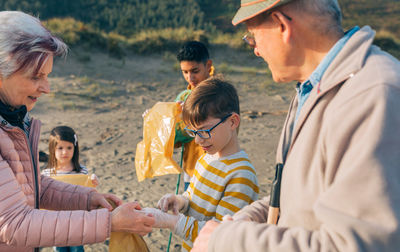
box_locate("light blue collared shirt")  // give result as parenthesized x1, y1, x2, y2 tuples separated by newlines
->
(294, 26, 360, 125)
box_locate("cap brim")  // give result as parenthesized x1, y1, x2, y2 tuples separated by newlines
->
(232, 0, 291, 26)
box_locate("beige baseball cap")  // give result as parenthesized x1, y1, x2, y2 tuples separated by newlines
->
(232, 0, 294, 25)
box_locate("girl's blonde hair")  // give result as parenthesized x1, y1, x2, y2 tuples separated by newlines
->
(47, 126, 81, 173)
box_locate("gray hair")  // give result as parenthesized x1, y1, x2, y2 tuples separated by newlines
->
(0, 11, 68, 78)
(287, 0, 343, 34)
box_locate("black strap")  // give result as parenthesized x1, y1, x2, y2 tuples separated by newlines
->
(269, 163, 284, 208)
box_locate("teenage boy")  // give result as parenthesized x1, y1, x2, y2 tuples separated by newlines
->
(141, 41, 214, 189)
(140, 77, 259, 252)
(174, 41, 215, 190)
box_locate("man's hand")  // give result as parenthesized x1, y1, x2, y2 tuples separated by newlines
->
(111, 202, 155, 236)
(192, 220, 220, 252)
(89, 192, 123, 211)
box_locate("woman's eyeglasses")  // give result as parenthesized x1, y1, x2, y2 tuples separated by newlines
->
(184, 114, 232, 139)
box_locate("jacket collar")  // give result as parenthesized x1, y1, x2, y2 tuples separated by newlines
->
(0, 100, 27, 130)
(288, 26, 375, 156)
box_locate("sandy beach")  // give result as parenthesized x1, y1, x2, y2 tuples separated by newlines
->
(35, 46, 295, 251)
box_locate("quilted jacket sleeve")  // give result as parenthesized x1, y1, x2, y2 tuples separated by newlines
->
(0, 158, 110, 248)
(40, 175, 95, 211)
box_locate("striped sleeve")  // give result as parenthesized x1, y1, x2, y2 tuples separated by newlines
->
(174, 155, 259, 247)
(215, 168, 259, 219)
(174, 212, 205, 245)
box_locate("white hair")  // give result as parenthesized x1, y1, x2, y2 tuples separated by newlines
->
(0, 11, 68, 78)
(287, 0, 343, 34)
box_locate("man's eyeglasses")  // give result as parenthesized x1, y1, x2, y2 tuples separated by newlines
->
(242, 11, 292, 49)
(184, 113, 232, 139)
(243, 34, 256, 48)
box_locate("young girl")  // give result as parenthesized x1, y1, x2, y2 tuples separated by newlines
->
(42, 125, 99, 252)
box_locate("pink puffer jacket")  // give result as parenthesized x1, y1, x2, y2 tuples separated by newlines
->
(0, 117, 110, 251)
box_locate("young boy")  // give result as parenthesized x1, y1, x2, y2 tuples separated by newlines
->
(142, 78, 259, 251)
(174, 41, 215, 190)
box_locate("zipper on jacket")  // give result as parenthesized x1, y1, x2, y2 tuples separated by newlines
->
(21, 127, 40, 252)
(18, 126, 40, 209)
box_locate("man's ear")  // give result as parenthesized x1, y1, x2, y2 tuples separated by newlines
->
(270, 11, 293, 44)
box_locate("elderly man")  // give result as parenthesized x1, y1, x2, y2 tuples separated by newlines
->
(192, 0, 400, 251)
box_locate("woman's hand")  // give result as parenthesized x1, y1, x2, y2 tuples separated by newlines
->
(88, 192, 123, 211)
(111, 202, 155, 235)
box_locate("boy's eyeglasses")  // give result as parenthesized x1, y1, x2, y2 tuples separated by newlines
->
(184, 113, 232, 139)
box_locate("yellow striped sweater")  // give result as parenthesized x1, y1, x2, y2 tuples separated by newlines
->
(174, 150, 259, 251)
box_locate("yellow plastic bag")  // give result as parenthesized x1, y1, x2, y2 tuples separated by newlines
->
(109, 232, 149, 252)
(182, 140, 204, 177)
(50, 174, 95, 187)
(101, 200, 150, 252)
(135, 102, 182, 182)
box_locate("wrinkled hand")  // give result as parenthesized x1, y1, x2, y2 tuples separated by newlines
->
(89, 192, 123, 211)
(139, 207, 181, 230)
(192, 220, 220, 252)
(231, 213, 252, 222)
(157, 193, 189, 214)
(90, 174, 99, 187)
(111, 202, 155, 236)
(222, 214, 233, 222)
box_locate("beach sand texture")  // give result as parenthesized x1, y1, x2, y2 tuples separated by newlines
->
(36, 47, 294, 251)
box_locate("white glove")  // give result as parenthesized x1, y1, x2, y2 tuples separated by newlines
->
(157, 193, 189, 214)
(139, 207, 182, 230)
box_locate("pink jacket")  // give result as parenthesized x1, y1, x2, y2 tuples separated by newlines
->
(0, 117, 110, 251)
(209, 26, 400, 251)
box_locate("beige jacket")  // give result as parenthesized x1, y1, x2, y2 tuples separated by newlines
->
(0, 116, 110, 251)
(209, 26, 400, 251)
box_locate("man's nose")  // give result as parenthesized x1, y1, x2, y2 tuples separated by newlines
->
(254, 47, 261, 57)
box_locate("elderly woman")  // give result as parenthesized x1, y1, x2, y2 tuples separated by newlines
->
(0, 11, 154, 252)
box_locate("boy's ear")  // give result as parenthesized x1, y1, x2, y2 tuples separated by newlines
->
(206, 60, 212, 71)
(230, 113, 240, 130)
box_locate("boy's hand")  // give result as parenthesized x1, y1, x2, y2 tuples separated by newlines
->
(157, 193, 189, 214)
(176, 101, 184, 112)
